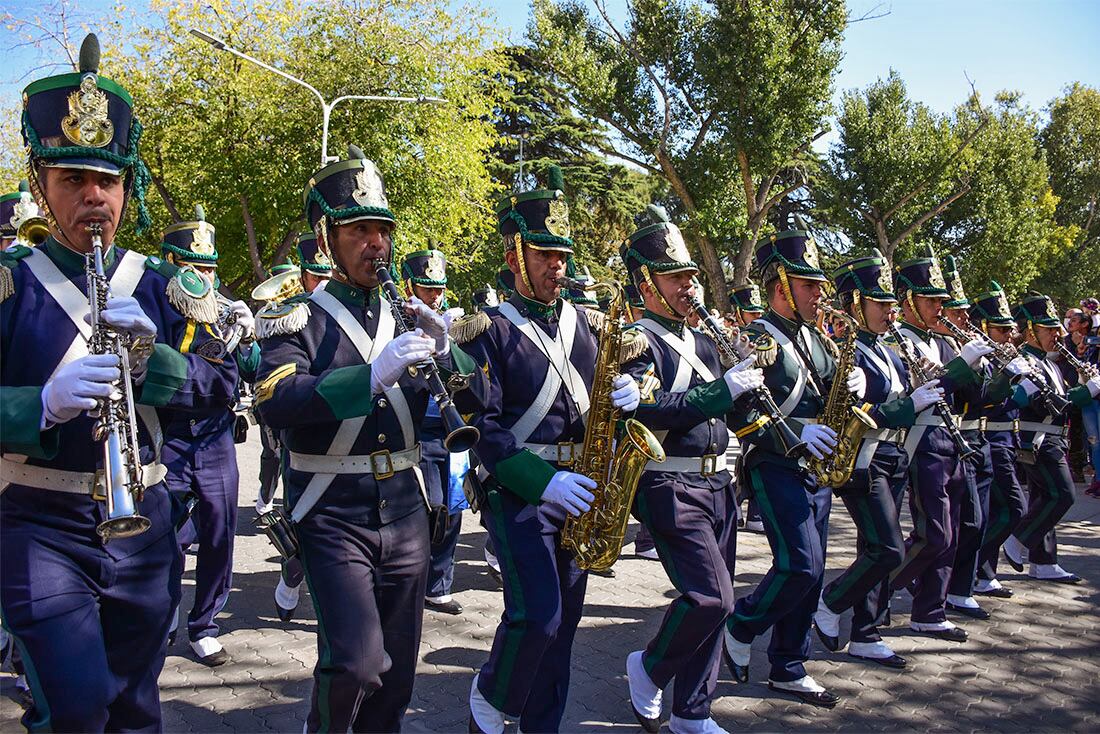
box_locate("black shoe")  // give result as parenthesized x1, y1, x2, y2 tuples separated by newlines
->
(1003, 547, 1024, 573)
(276, 602, 297, 623)
(192, 648, 229, 667)
(849, 652, 907, 669)
(631, 703, 661, 733)
(946, 602, 990, 620)
(425, 598, 463, 615)
(974, 586, 1014, 598)
(722, 648, 749, 683)
(915, 626, 968, 642)
(813, 622, 840, 652)
(167, 630, 177, 647)
(767, 682, 840, 708)
(882, 608, 892, 628)
(487, 567, 504, 589)
(17, 687, 33, 710)
(590, 568, 616, 578)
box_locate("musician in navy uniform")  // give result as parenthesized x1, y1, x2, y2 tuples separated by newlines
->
(1002, 292, 1100, 583)
(1, 181, 44, 250)
(970, 283, 1030, 598)
(619, 206, 763, 734)
(254, 146, 488, 732)
(721, 226, 862, 708)
(157, 208, 259, 665)
(454, 165, 640, 734)
(0, 34, 238, 731)
(727, 284, 766, 532)
(888, 251, 995, 642)
(811, 252, 946, 670)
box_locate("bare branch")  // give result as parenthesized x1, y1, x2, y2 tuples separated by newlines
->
(271, 225, 300, 267)
(847, 3, 891, 24)
(686, 111, 715, 160)
(588, 140, 661, 175)
(762, 179, 806, 218)
(892, 184, 971, 246)
(240, 193, 265, 281)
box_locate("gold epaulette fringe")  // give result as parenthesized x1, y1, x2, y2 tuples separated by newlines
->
(166, 277, 219, 324)
(619, 327, 649, 363)
(0, 264, 13, 304)
(449, 311, 491, 345)
(256, 301, 310, 339)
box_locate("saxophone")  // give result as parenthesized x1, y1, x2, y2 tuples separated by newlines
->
(86, 223, 152, 540)
(558, 277, 666, 572)
(810, 304, 878, 488)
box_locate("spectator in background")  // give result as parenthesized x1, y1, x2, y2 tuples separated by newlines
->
(1064, 308, 1089, 483)
(1077, 300, 1100, 496)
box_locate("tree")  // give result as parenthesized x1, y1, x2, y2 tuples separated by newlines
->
(1034, 83, 1100, 302)
(526, 0, 846, 308)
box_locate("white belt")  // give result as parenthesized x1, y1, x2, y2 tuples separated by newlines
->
(0, 457, 167, 498)
(865, 427, 906, 444)
(1016, 422, 1067, 436)
(288, 445, 420, 478)
(914, 412, 953, 428)
(645, 454, 727, 476)
(521, 442, 583, 466)
(984, 421, 1018, 432)
(958, 418, 986, 431)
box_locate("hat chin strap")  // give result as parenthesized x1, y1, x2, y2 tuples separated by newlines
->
(905, 291, 928, 329)
(777, 266, 801, 321)
(641, 265, 685, 320)
(514, 238, 536, 300)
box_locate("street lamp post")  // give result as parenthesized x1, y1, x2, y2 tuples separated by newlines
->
(189, 29, 446, 166)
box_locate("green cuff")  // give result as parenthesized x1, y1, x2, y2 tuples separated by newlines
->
(316, 364, 375, 419)
(986, 371, 1013, 402)
(0, 386, 60, 459)
(137, 344, 190, 407)
(877, 396, 916, 428)
(685, 378, 735, 417)
(944, 356, 978, 387)
(236, 342, 261, 373)
(494, 449, 557, 505)
(1069, 384, 1095, 408)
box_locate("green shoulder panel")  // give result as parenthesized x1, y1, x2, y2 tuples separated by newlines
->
(143, 254, 179, 279)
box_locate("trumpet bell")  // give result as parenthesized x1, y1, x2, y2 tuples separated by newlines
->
(252, 268, 304, 303)
(16, 216, 49, 246)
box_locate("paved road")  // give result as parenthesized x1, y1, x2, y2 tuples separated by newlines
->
(3, 434, 1099, 731)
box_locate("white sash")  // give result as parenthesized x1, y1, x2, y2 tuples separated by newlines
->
(856, 339, 904, 400)
(755, 319, 809, 416)
(498, 299, 589, 445)
(636, 318, 715, 393)
(898, 325, 942, 367)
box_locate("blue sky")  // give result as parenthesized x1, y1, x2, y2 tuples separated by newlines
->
(3, 0, 1099, 124)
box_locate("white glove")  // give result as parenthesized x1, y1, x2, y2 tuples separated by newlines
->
(1087, 376, 1100, 398)
(909, 380, 944, 413)
(959, 339, 994, 368)
(610, 374, 640, 412)
(40, 354, 120, 425)
(228, 299, 255, 338)
(91, 295, 156, 340)
(723, 355, 764, 401)
(406, 297, 449, 355)
(800, 423, 838, 460)
(442, 307, 465, 331)
(846, 366, 867, 399)
(541, 471, 597, 517)
(369, 330, 436, 394)
(1004, 356, 1031, 378)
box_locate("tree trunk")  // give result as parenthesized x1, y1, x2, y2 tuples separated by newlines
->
(271, 225, 301, 270)
(240, 193, 265, 281)
(149, 166, 182, 223)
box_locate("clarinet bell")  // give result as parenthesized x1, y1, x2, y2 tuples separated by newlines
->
(1045, 392, 1071, 418)
(441, 403, 480, 453)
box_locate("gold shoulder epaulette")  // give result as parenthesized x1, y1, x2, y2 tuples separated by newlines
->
(256, 300, 310, 339)
(165, 265, 218, 324)
(815, 325, 840, 359)
(450, 310, 491, 345)
(0, 245, 32, 304)
(751, 332, 779, 367)
(619, 326, 649, 363)
(584, 308, 606, 334)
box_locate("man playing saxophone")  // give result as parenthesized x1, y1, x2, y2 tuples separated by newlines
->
(812, 252, 944, 670)
(618, 206, 763, 734)
(0, 34, 239, 731)
(721, 225, 865, 708)
(454, 165, 640, 734)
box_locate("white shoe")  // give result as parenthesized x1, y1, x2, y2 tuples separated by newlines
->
(1004, 535, 1028, 568)
(484, 547, 501, 574)
(275, 577, 301, 612)
(469, 674, 506, 734)
(1028, 563, 1080, 581)
(848, 640, 897, 660)
(744, 520, 764, 532)
(723, 627, 751, 667)
(973, 578, 1002, 593)
(626, 650, 662, 723)
(256, 497, 275, 515)
(190, 636, 229, 666)
(669, 714, 729, 734)
(909, 619, 958, 633)
(814, 595, 840, 638)
(768, 675, 826, 693)
(637, 547, 659, 560)
(946, 594, 980, 609)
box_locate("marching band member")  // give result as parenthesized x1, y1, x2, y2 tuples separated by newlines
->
(619, 206, 763, 734)
(455, 166, 640, 734)
(721, 226, 854, 708)
(812, 252, 941, 669)
(254, 146, 488, 731)
(728, 284, 766, 532)
(1003, 292, 1100, 583)
(1, 181, 45, 249)
(0, 34, 238, 730)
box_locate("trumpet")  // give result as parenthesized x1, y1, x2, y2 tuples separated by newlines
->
(17, 216, 49, 246)
(375, 263, 480, 453)
(689, 296, 808, 458)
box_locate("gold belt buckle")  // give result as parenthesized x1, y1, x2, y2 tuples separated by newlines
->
(1012, 419, 1020, 433)
(979, 417, 988, 432)
(91, 471, 107, 502)
(370, 450, 395, 480)
(556, 442, 575, 466)
(700, 454, 718, 476)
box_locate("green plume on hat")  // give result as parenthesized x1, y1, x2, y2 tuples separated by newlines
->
(347, 144, 366, 160)
(547, 164, 564, 191)
(194, 204, 205, 221)
(79, 33, 100, 74)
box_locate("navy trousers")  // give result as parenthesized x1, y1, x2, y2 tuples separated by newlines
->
(891, 428, 967, 624)
(824, 447, 907, 643)
(1016, 438, 1076, 565)
(727, 462, 830, 682)
(166, 428, 239, 642)
(0, 487, 181, 732)
(299, 505, 430, 733)
(422, 428, 462, 598)
(635, 477, 736, 720)
(477, 486, 588, 732)
(948, 436, 993, 597)
(978, 434, 1026, 580)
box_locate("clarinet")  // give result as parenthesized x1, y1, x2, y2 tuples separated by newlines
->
(1055, 340, 1100, 382)
(886, 321, 977, 459)
(375, 263, 479, 453)
(689, 298, 808, 458)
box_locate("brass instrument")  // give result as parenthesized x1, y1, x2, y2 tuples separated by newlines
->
(251, 267, 304, 304)
(558, 276, 666, 572)
(811, 304, 877, 488)
(16, 216, 49, 246)
(689, 295, 807, 458)
(85, 223, 151, 540)
(885, 320, 977, 459)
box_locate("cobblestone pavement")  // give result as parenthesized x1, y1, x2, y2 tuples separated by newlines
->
(3, 434, 1100, 731)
